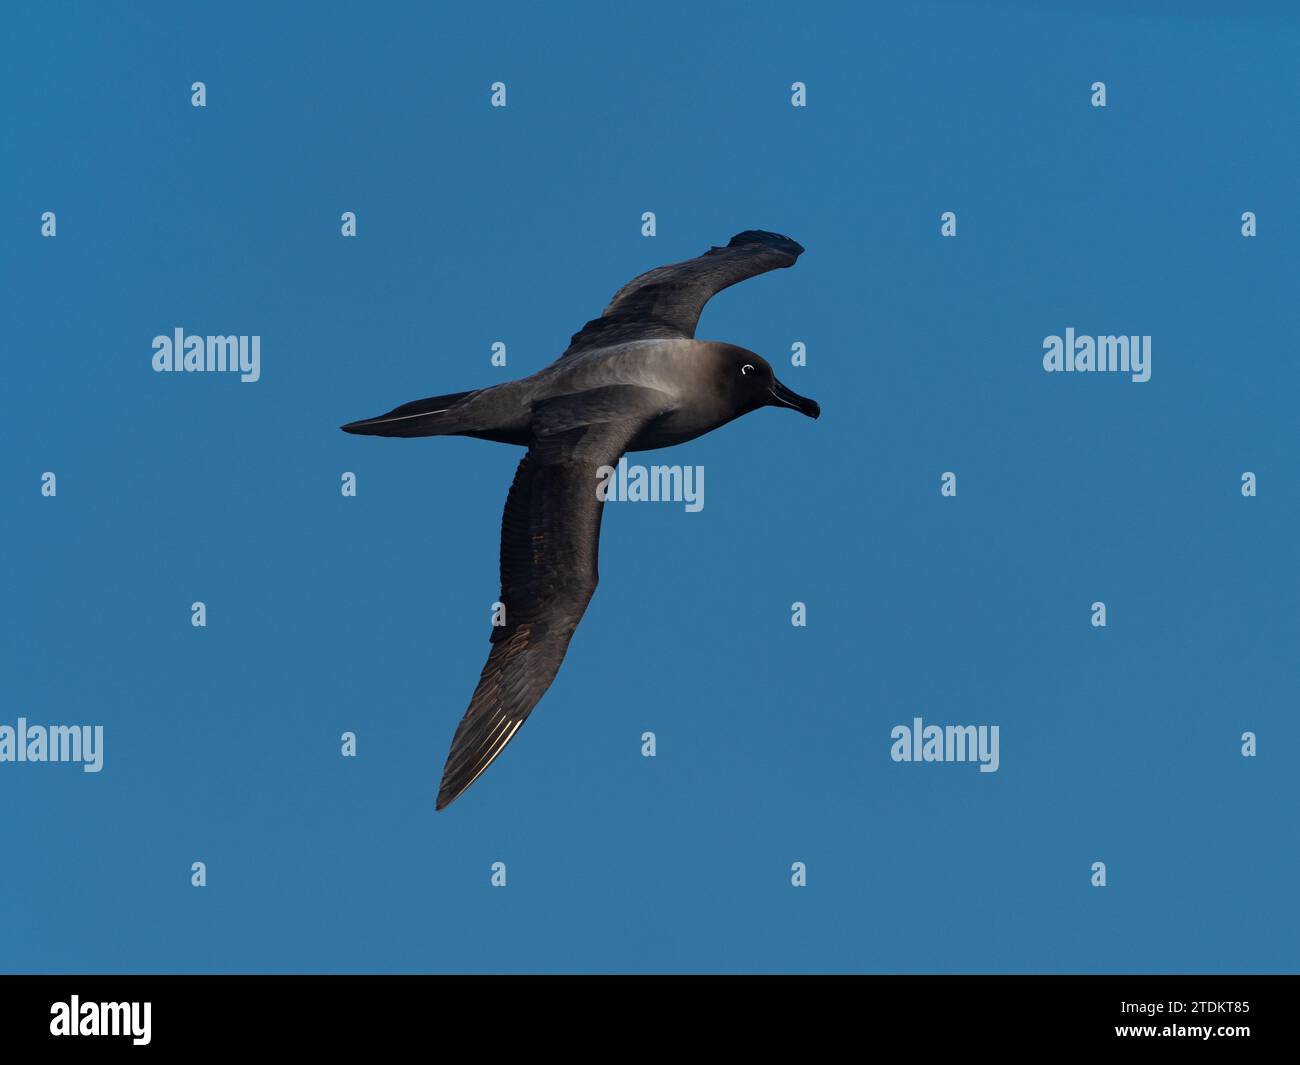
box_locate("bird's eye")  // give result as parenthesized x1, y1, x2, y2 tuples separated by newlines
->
(741, 364, 754, 376)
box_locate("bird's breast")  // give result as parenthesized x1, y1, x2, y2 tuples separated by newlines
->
(549, 339, 740, 451)
(627, 401, 740, 452)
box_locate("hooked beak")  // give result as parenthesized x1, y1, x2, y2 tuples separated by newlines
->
(767, 379, 821, 419)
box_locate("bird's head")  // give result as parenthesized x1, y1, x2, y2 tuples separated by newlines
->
(720, 348, 820, 420)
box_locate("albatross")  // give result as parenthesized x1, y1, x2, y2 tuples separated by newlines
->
(342, 230, 819, 809)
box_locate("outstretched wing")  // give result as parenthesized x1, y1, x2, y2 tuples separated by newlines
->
(436, 386, 672, 810)
(562, 230, 804, 357)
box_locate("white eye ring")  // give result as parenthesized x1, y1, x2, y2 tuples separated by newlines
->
(741, 364, 754, 376)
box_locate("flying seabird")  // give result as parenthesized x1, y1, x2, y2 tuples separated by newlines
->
(342, 230, 819, 809)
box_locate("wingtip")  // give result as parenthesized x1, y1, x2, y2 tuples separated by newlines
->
(435, 776, 460, 811)
(727, 229, 805, 258)
(340, 418, 388, 435)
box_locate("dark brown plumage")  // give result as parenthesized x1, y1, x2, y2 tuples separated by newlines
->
(342, 231, 818, 810)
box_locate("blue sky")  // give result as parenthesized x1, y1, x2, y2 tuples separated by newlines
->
(1, 0, 1296, 973)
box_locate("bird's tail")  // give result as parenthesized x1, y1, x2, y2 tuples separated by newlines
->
(340, 389, 479, 437)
